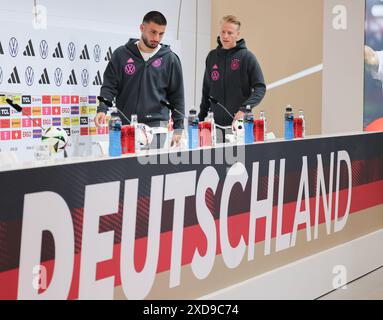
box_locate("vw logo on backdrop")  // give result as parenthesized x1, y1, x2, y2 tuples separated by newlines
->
(54, 68, 63, 87)
(81, 69, 89, 87)
(25, 66, 34, 86)
(68, 42, 76, 61)
(94, 44, 101, 62)
(9, 37, 19, 57)
(39, 40, 49, 59)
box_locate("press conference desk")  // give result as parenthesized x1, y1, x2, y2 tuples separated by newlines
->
(0, 131, 383, 300)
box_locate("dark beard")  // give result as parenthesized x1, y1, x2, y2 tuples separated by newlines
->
(142, 35, 157, 49)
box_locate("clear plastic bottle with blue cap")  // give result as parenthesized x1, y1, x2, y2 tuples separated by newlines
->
(284, 106, 294, 140)
(108, 107, 122, 156)
(188, 109, 199, 149)
(244, 105, 254, 144)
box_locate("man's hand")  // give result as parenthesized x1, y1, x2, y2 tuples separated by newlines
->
(94, 112, 106, 128)
(365, 45, 379, 74)
(171, 133, 182, 147)
(233, 110, 245, 122)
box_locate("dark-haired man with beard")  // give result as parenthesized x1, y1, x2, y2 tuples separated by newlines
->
(95, 11, 185, 147)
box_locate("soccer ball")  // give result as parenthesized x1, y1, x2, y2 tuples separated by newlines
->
(232, 119, 245, 136)
(41, 126, 69, 153)
(136, 123, 154, 146)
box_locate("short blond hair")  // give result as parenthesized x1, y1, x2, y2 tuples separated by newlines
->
(221, 15, 241, 30)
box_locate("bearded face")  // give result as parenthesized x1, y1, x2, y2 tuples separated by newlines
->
(140, 22, 166, 50)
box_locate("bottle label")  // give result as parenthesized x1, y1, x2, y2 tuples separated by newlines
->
(244, 121, 254, 144)
(121, 125, 135, 154)
(285, 118, 294, 140)
(294, 118, 303, 138)
(254, 119, 264, 142)
(199, 121, 212, 147)
(109, 130, 122, 157)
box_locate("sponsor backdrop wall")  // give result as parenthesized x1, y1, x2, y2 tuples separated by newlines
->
(0, 0, 211, 160)
(0, 26, 127, 158)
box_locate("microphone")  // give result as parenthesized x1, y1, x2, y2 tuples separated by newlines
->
(6, 98, 71, 158)
(97, 96, 131, 124)
(161, 100, 230, 129)
(97, 95, 113, 108)
(160, 100, 187, 119)
(208, 95, 234, 120)
(5, 98, 22, 112)
(160, 100, 188, 147)
(6, 98, 45, 131)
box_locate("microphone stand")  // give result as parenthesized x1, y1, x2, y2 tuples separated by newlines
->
(97, 96, 131, 124)
(160, 100, 187, 119)
(208, 95, 235, 121)
(160, 100, 190, 147)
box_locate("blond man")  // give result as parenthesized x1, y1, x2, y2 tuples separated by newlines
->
(198, 15, 266, 138)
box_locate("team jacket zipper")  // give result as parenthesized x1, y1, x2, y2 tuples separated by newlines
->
(134, 58, 147, 116)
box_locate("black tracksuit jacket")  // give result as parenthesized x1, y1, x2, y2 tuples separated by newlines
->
(198, 38, 266, 126)
(98, 39, 185, 129)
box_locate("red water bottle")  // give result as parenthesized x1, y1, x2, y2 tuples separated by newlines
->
(199, 121, 212, 147)
(294, 110, 305, 139)
(254, 119, 264, 142)
(293, 118, 302, 138)
(121, 114, 137, 154)
(168, 117, 174, 132)
(254, 111, 266, 142)
(121, 125, 135, 154)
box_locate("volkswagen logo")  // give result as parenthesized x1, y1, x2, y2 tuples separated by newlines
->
(0, 67, 3, 85)
(94, 44, 101, 62)
(39, 40, 49, 59)
(68, 42, 76, 61)
(54, 68, 63, 86)
(9, 37, 19, 57)
(25, 66, 34, 86)
(81, 69, 89, 87)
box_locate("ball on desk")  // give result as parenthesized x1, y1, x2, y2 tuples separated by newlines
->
(232, 119, 245, 137)
(41, 126, 69, 153)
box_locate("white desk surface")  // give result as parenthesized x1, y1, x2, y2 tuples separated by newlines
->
(0, 131, 374, 173)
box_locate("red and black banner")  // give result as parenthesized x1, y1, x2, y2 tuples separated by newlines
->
(0, 132, 382, 299)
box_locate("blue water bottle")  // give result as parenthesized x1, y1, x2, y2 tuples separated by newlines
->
(284, 106, 294, 140)
(108, 107, 122, 156)
(188, 109, 199, 149)
(244, 105, 254, 144)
